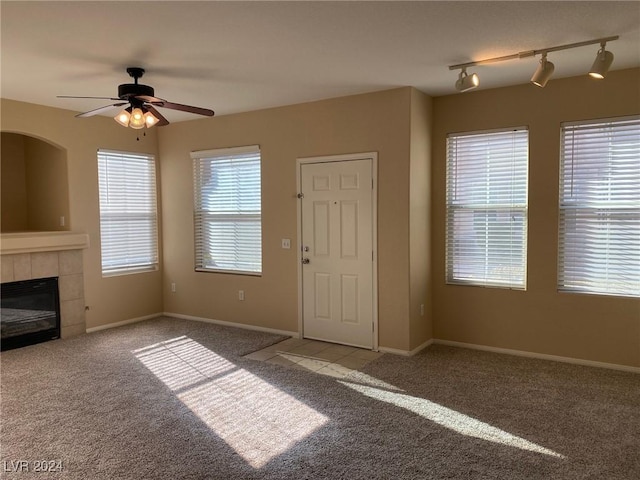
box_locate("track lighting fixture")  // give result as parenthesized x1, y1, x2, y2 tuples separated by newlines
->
(449, 35, 618, 92)
(531, 53, 555, 87)
(455, 68, 480, 92)
(589, 43, 614, 79)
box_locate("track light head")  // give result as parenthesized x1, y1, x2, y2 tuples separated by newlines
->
(531, 53, 555, 87)
(455, 68, 479, 92)
(589, 44, 614, 79)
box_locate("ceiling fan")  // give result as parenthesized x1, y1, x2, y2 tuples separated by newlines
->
(57, 67, 215, 129)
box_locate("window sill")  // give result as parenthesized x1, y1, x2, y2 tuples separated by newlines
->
(102, 265, 159, 278)
(195, 268, 261, 277)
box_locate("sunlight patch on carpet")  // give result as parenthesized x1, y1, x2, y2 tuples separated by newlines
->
(134, 336, 328, 468)
(339, 381, 565, 459)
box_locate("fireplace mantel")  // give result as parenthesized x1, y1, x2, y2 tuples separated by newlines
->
(0, 231, 89, 255)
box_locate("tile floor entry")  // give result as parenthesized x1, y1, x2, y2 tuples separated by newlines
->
(243, 338, 384, 378)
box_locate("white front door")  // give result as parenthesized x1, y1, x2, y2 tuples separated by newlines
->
(300, 158, 375, 349)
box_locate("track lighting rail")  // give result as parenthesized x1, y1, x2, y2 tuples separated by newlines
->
(449, 35, 619, 71)
(449, 35, 619, 91)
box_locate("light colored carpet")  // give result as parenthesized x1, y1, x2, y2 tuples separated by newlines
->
(1, 316, 638, 479)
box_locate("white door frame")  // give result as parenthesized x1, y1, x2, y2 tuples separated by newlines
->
(296, 152, 379, 351)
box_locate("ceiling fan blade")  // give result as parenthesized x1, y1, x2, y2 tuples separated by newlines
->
(146, 106, 170, 126)
(136, 95, 214, 117)
(135, 94, 165, 104)
(58, 95, 122, 101)
(76, 103, 128, 118)
(159, 101, 215, 117)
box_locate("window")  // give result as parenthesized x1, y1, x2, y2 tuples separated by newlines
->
(558, 116, 640, 297)
(192, 145, 261, 275)
(97, 150, 158, 275)
(446, 128, 529, 289)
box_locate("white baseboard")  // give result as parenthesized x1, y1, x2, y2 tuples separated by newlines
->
(86, 315, 637, 374)
(163, 312, 298, 338)
(86, 313, 163, 333)
(379, 338, 434, 357)
(433, 339, 640, 374)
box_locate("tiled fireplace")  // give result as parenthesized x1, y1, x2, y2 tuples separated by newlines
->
(1, 232, 89, 341)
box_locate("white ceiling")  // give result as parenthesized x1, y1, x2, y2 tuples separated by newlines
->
(2, 1, 639, 123)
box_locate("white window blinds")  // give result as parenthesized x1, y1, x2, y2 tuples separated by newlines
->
(558, 116, 640, 298)
(97, 150, 158, 275)
(192, 145, 262, 275)
(446, 128, 529, 289)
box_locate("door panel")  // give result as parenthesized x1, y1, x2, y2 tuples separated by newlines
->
(340, 274, 359, 324)
(301, 158, 373, 348)
(313, 202, 330, 256)
(340, 200, 359, 258)
(314, 272, 331, 320)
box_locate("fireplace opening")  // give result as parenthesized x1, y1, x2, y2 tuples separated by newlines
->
(1, 277, 61, 351)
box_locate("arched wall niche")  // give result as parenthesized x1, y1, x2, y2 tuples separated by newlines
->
(1, 131, 71, 232)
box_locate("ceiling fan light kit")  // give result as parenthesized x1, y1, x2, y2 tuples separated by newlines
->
(114, 107, 133, 127)
(143, 110, 160, 128)
(58, 67, 215, 129)
(449, 35, 619, 92)
(129, 108, 146, 129)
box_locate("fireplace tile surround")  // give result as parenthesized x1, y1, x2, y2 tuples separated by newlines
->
(1, 232, 89, 340)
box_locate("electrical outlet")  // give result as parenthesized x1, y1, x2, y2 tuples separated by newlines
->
(59, 216, 65, 227)
(171, 282, 176, 293)
(420, 304, 425, 316)
(238, 290, 245, 301)
(281, 238, 291, 249)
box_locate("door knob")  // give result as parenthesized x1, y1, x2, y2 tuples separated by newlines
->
(302, 258, 310, 264)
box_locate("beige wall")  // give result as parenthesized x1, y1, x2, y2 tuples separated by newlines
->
(159, 87, 418, 350)
(432, 68, 640, 368)
(1, 99, 163, 329)
(1, 132, 70, 232)
(2, 68, 637, 366)
(1, 132, 28, 230)
(24, 135, 70, 231)
(409, 89, 433, 350)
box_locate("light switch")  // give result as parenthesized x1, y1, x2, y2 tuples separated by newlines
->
(281, 238, 291, 249)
